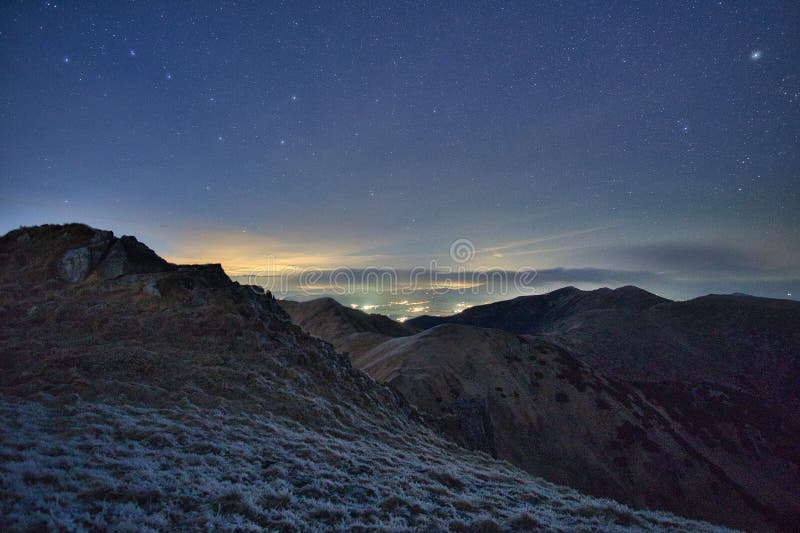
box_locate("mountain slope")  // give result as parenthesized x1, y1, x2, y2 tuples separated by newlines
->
(407, 287, 799, 412)
(358, 324, 796, 531)
(547, 294, 800, 405)
(544, 294, 800, 485)
(279, 296, 416, 356)
(406, 287, 800, 467)
(0, 224, 729, 531)
(279, 287, 798, 530)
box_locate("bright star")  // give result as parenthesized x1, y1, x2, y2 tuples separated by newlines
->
(291, 95, 297, 102)
(750, 49, 762, 61)
(62, 56, 70, 63)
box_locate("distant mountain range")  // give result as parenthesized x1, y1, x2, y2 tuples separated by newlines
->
(405, 285, 669, 332)
(280, 288, 800, 531)
(2, 224, 734, 531)
(407, 286, 800, 448)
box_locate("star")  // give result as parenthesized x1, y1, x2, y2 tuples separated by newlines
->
(749, 49, 762, 61)
(62, 56, 70, 63)
(165, 72, 172, 80)
(291, 95, 297, 102)
(129, 49, 136, 57)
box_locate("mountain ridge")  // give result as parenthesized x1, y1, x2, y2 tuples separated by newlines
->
(1, 223, 738, 531)
(406, 285, 670, 333)
(279, 289, 800, 531)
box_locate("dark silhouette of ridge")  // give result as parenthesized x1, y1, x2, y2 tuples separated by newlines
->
(406, 285, 669, 333)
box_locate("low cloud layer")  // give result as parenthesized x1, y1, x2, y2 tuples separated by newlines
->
(596, 242, 771, 276)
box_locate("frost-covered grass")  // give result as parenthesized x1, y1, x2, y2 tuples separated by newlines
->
(0, 397, 733, 532)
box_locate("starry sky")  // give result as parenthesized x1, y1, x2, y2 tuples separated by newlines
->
(1, 0, 799, 303)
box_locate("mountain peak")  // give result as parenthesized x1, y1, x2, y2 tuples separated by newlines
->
(4, 223, 175, 284)
(552, 285, 581, 293)
(406, 284, 668, 333)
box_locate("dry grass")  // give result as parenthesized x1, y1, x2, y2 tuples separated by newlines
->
(0, 397, 734, 532)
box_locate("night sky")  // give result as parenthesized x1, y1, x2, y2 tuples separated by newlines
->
(1, 1, 798, 305)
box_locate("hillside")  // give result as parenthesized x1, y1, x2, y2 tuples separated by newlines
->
(406, 287, 799, 408)
(546, 294, 800, 406)
(0, 224, 733, 531)
(406, 287, 800, 465)
(279, 296, 416, 356)
(357, 324, 797, 531)
(278, 288, 799, 530)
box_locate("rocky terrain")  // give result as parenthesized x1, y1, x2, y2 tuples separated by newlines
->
(0, 224, 733, 531)
(284, 290, 800, 531)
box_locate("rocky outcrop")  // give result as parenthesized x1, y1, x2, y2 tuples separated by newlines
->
(53, 226, 173, 283)
(56, 228, 114, 282)
(57, 247, 93, 283)
(94, 236, 172, 279)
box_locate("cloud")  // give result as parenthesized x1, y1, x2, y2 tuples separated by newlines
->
(479, 226, 612, 255)
(602, 242, 765, 275)
(239, 266, 661, 292)
(530, 267, 660, 283)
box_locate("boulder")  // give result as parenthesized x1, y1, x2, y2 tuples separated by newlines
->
(57, 247, 92, 283)
(56, 229, 115, 283)
(95, 236, 171, 280)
